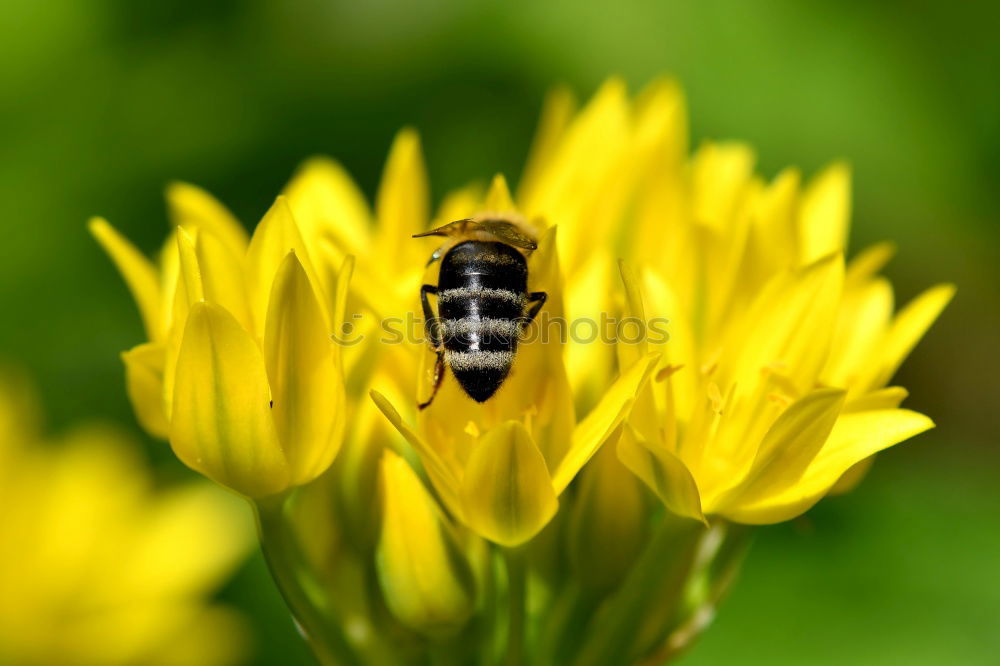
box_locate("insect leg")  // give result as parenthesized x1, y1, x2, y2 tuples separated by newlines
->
(419, 284, 445, 410)
(524, 291, 547, 324)
(418, 352, 445, 410)
(421, 284, 443, 349)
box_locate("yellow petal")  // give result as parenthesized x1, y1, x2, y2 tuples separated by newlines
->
(170, 302, 288, 497)
(616, 260, 659, 444)
(166, 181, 249, 257)
(518, 84, 576, 207)
(740, 168, 800, 290)
(283, 156, 372, 256)
(845, 241, 895, 288)
(716, 388, 846, 512)
(435, 182, 485, 225)
(369, 390, 463, 518)
(376, 450, 474, 635)
(482, 173, 516, 213)
(246, 196, 322, 332)
(121, 343, 169, 439)
(822, 277, 893, 387)
(726, 408, 933, 523)
(722, 254, 844, 395)
(329, 254, 354, 370)
(175, 226, 205, 305)
(461, 421, 557, 547)
(633, 76, 688, 173)
(860, 283, 955, 391)
(844, 386, 908, 412)
(552, 353, 660, 494)
(375, 128, 429, 257)
(264, 252, 345, 485)
(797, 162, 850, 264)
(617, 424, 704, 523)
(690, 141, 755, 232)
(195, 228, 253, 334)
(89, 218, 163, 340)
(523, 78, 630, 270)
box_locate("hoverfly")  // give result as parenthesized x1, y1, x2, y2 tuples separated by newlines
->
(414, 215, 546, 409)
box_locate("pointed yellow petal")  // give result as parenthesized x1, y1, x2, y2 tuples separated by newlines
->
(798, 162, 851, 264)
(435, 183, 485, 225)
(121, 343, 169, 439)
(861, 284, 955, 390)
(483, 173, 516, 213)
(329, 254, 354, 370)
(845, 386, 908, 412)
(616, 260, 660, 445)
(617, 260, 649, 360)
(744, 168, 800, 280)
(264, 252, 344, 485)
(633, 76, 687, 169)
(461, 421, 557, 547)
(166, 181, 249, 256)
(822, 277, 893, 387)
(283, 156, 372, 256)
(376, 450, 475, 635)
(522, 79, 630, 269)
(716, 388, 846, 512)
(552, 353, 660, 494)
(691, 141, 755, 232)
(845, 241, 895, 288)
(376, 128, 429, 253)
(170, 302, 288, 497)
(369, 390, 463, 517)
(723, 254, 844, 394)
(726, 408, 933, 523)
(617, 424, 704, 523)
(175, 226, 205, 305)
(246, 196, 322, 332)
(518, 85, 576, 207)
(196, 229, 253, 333)
(89, 218, 163, 340)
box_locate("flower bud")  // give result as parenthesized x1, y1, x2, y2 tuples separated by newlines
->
(376, 450, 475, 636)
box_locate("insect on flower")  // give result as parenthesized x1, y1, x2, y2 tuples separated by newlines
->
(414, 215, 547, 408)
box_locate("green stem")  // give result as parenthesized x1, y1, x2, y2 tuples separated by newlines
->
(254, 496, 360, 666)
(504, 548, 527, 666)
(572, 517, 704, 666)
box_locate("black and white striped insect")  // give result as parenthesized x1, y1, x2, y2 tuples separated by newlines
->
(414, 216, 547, 409)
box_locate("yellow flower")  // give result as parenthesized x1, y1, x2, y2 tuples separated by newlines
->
(544, 94, 955, 524)
(0, 370, 252, 665)
(90, 185, 351, 498)
(93, 76, 952, 664)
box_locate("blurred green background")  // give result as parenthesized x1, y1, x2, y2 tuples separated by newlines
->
(1, 1, 997, 664)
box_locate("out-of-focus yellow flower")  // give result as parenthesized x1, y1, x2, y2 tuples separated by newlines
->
(0, 371, 252, 666)
(90, 186, 351, 497)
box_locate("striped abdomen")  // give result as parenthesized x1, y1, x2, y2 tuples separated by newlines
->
(436, 240, 527, 402)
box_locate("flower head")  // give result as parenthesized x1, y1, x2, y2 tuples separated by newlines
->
(94, 77, 952, 664)
(90, 187, 351, 497)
